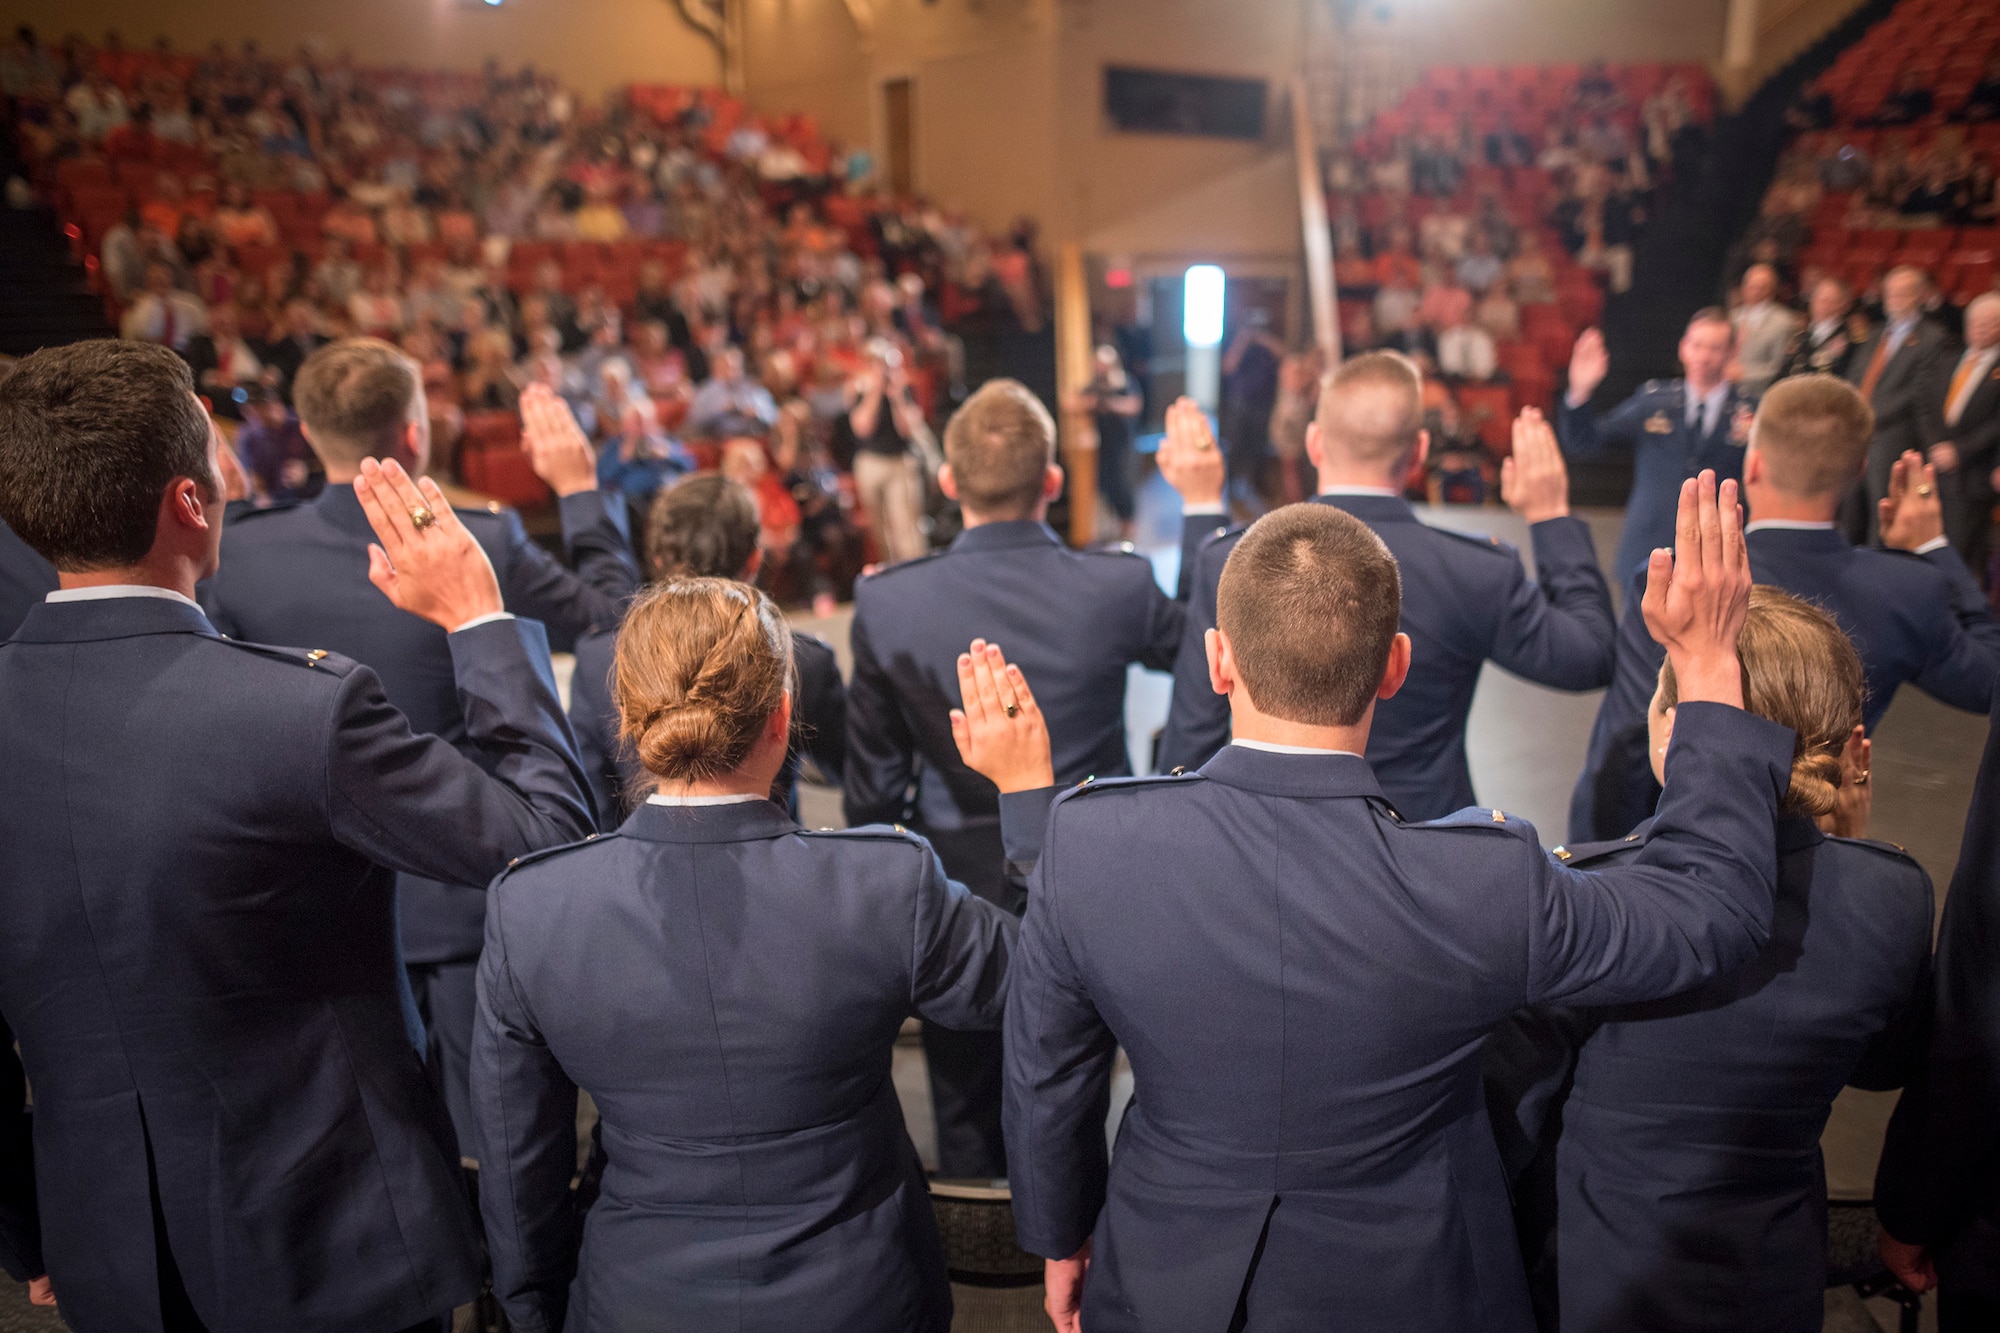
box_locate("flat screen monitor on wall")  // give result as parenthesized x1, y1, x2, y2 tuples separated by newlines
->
(1103, 66, 1267, 140)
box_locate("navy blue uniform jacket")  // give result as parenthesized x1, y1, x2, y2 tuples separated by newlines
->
(0, 598, 594, 1333)
(570, 623, 845, 822)
(1489, 817, 1931, 1333)
(844, 517, 1207, 899)
(0, 517, 56, 639)
(1569, 525, 2000, 841)
(1003, 703, 1795, 1333)
(1157, 494, 1615, 819)
(1558, 379, 1756, 585)
(1878, 685, 2000, 1299)
(472, 788, 1053, 1333)
(203, 485, 639, 963)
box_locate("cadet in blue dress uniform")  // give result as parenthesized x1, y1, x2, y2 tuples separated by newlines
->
(1489, 588, 1933, 1333)
(1159, 353, 1616, 817)
(568, 473, 843, 823)
(0, 341, 594, 1333)
(1568, 375, 2000, 842)
(474, 586, 1051, 1333)
(1876, 684, 2000, 1327)
(1007, 482, 1799, 1333)
(201, 344, 638, 1161)
(844, 382, 1224, 1178)
(1557, 314, 1757, 586)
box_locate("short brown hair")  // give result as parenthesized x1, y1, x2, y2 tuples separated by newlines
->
(614, 578, 794, 786)
(1687, 305, 1735, 340)
(1660, 585, 1862, 817)
(1216, 503, 1402, 726)
(0, 340, 212, 570)
(1315, 351, 1425, 467)
(645, 474, 760, 581)
(293, 338, 420, 464)
(1750, 375, 1874, 497)
(943, 379, 1055, 518)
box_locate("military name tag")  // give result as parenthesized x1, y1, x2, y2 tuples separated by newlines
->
(1643, 411, 1674, 434)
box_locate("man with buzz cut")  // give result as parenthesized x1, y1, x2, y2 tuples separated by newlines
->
(202, 338, 638, 1164)
(1006, 475, 1796, 1333)
(1161, 350, 1616, 820)
(0, 338, 594, 1332)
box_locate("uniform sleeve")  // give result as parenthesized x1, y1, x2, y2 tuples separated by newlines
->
(841, 606, 917, 827)
(496, 496, 639, 652)
(1135, 563, 1189, 674)
(567, 637, 625, 827)
(794, 639, 848, 785)
(908, 842, 1019, 1031)
(1484, 517, 1616, 690)
(1525, 703, 1795, 1007)
(1850, 894, 1934, 1093)
(0, 1019, 42, 1284)
(326, 617, 596, 884)
(1158, 538, 1233, 772)
(1912, 549, 2000, 712)
(1176, 513, 1226, 603)
(472, 899, 579, 1333)
(1003, 819, 1119, 1260)
(1556, 387, 1652, 463)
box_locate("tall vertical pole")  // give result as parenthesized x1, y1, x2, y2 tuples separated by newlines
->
(1291, 74, 1340, 363)
(1055, 241, 1098, 547)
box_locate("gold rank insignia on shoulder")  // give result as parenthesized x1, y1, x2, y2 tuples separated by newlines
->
(893, 824, 907, 834)
(1170, 766, 1186, 776)
(1490, 809, 1506, 823)
(1553, 846, 1572, 861)
(1625, 833, 1641, 842)
(486, 501, 503, 514)
(1643, 412, 1674, 434)
(305, 649, 328, 664)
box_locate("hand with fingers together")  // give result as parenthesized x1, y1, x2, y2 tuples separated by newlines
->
(1641, 469, 1753, 710)
(519, 382, 599, 497)
(950, 638, 1054, 794)
(353, 456, 505, 631)
(1878, 449, 1945, 553)
(1567, 328, 1609, 404)
(1501, 406, 1572, 524)
(1819, 726, 1872, 840)
(1156, 397, 1226, 510)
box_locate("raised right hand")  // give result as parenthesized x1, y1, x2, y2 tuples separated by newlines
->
(1879, 450, 1946, 552)
(1641, 470, 1751, 709)
(353, 457, 505, 631)
(519, 383, 598, 497)
(1157, 397, 1226, 509)
(1501, 406, 1571, 524)
(950, 639, 1054, 795)
(1567, 328, 1610, 401)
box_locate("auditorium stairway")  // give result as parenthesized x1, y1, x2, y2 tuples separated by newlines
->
(0, 204, 113, 358)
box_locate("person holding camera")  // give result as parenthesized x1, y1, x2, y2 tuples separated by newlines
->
(838, 338, 932, 564)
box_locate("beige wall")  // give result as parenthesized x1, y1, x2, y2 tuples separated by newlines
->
(0, 0, 721, 98)
(1375, 0, 1730, 66)
(1747, 0, 1872, 86)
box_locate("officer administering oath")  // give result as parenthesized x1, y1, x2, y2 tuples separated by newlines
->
(1006, 472, 1798, 1333)
(0, 340, 594, 1333)
(1559, 311, 1755, 586)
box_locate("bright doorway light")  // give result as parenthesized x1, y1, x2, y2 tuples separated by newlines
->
(1183, 265, 1226, 348)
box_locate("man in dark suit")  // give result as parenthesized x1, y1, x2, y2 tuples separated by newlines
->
(203, 342, 638, 1161)
(1776, 275, 1861, 382)
(1567, 374, 2000, 841)
(1846, 265, 1959, 543)
(1557, 310, 1756, 586)
(254, 297, 327, 401)
(1929, 292, 2000, 578)
(0, 339, 595, 1332)
(178, 303, 264, 422)
(1006, 483, 1795, 1332)
(1159, 353, 1616, 817)
(844, 380, 1222, 1178)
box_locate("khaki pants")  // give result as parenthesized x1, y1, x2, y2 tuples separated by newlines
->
(853, 450, 928, 563)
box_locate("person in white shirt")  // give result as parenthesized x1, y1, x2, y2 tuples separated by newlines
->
(1438, 318, 1499, 382)
(119, 262, 207, 353)
(1732, 263, 1803, 396)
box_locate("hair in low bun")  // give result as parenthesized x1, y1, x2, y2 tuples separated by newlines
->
(613, 578, 793, 788)
(1659, 585, 1863, 819)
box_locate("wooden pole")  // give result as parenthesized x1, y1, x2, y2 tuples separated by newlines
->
(1291, 74, 1340, 363)
(1055, 240, 1098, 547)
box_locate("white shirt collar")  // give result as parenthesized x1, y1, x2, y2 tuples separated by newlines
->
(645, 792, 765, 807)
(1230, 738, 1366, 758)
(1317, 485, 1401, 498)
(1743, 519, 1835, 533)
(46, 584, 203, 611)
(1812, 317, 1841, 341)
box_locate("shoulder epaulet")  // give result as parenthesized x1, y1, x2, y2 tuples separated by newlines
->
(1415, 806, 1535, 836)
(453, 500, 511, 522)
(856, 549, 947, 583)
(494, 832, 613, 879)
(802, 821, 929, 849)
(1431, 524, 1517, 555)
(1640, 378, 1667, 392)
(1548, 833, 1640, 866)
(1828, 834, 1922, 867)
(213, 637, 358, 675)
(1081, 540, 1155, 562)
(1054, 771, 1205, 807)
